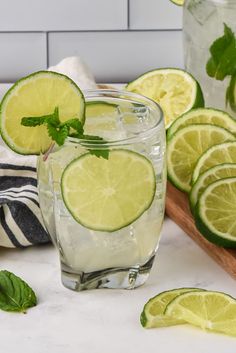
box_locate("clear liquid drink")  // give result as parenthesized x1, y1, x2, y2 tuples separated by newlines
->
(38, 90, 166, 291)
(183, 0, 236, 117)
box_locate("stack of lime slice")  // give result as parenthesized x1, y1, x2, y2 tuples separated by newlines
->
(167, 107, 236, 247)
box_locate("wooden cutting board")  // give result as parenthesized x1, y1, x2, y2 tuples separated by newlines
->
(166, 181, 236, 280)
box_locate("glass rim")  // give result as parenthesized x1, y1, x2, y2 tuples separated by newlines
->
(66, 89, 164, 148)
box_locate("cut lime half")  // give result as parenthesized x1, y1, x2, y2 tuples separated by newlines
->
(126, 68, 204, 128)
(190, 163, 236, 212)
(167, 108, 236, 139)
(195, 177, 236, 247)
(192, 141, 236, 184)
(167, 124, 235, 192)
(0, 71, 85, 155)
(140, 288, 201, 328)
(61, 150, 156, 232)
(165, 290, 236, 336)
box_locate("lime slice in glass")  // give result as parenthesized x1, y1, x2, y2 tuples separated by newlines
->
(167, 124, 235, 192)
(165, 290, 236, 336)
(192, 141, 236, 184)
(0, 71, 85, 155)
(167, 108, 236, 139)
(195, 177, 236, 247)
(190, 163, 236, 212)
(140, 288, 201, 328)
(126, 68, 204, 128)
(61, 149, 156, 232)
(84, 101, 117, 135)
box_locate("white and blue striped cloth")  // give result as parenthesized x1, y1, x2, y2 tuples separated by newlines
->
(0, 145, 50, 248)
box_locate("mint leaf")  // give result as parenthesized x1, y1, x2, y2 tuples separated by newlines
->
(226, 74, 236, 112)
(206, 24, 236, 80)
(0, 270, 37, 313)
(21, 108, 109, 158)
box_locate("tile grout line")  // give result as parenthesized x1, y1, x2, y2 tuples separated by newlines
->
(46, 31, 49, 68)
(127, 0, 130, 30)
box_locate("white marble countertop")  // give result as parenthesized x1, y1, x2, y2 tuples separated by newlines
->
(0, 83, 235, 352)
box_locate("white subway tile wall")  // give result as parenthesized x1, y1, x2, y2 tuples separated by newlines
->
(0, 0, 183, 83)
(49, 31, 183, 83)
(0, 33, 47, 82)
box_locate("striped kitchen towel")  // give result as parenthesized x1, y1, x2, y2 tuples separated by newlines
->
(0, 145, 50, 248)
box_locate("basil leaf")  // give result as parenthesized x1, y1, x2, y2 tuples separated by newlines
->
(0, 270, 37, 313)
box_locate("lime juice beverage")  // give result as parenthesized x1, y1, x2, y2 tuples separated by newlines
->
(183, 0, 236, 116)
(38, 90, 166, 291)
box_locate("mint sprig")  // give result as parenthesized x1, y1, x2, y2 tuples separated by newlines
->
(21, 107, 109, 159)
(0, 270, 37, 313)
(206, 23, 236, 111)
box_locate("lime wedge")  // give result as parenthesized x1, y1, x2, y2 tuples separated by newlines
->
(167, 124, 235, 192)
(126, 68, 204, 128)
(165, 290, 236, 336)
(170, 0, 184, 5)
(61, 150, 156, 232)
(0, 71, 85, 154)
(141, 288, 201, 328)
(190, 163, 236, 212)
(195, 177, 236, 247)
(167, 108, 236, 139)
(192, 141, 236, 184)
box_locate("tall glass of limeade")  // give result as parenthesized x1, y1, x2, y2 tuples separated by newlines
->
(183, 0, 236, 117)
(37, 90, 166, 291)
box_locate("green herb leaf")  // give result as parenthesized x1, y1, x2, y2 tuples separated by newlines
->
(21, 107, 110, 158)
(206, 23, 236, 80)
(0, 270, 37, 313)
(226, 74, 236, 112)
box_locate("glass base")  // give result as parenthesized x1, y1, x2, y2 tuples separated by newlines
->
(60, 256, 155, 291)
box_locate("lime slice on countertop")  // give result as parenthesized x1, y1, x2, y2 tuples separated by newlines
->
(192, 141, 236, 185)
(165, 290, 236, 336)
(126, 68, 204, 128)
(167, 124, 235, 192)
(167, 108, 236, 139)
(190, 163, 236, 212)
(195, 177, 236, 248)
(140, 287, 202, 328)
(61, 149, 156, 232)
(0, 71, 85, 155)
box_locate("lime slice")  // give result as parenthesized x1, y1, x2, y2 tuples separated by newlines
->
(140, 288, 201, 328)
(165, 290, 236, 336)
(0, 71, 85, 155)
(195, 177, 236, 247)
(190, 163, 236, 212)
(86, 101, 117, 118)
(167, 108, 236, 139)
(61, 149, 156, 232)
(84, 101, 117, 134)
(192, 141, 236, 184)
(170, 0, 184, 5)
(126, 68, 204, 128)
(167, 124, 235, 192)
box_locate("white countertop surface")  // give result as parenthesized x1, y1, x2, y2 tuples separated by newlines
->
(0, 83, 236, 352)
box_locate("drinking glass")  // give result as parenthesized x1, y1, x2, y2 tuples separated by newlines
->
(37, 90, 166, 291)
(183, 0, 236, 116)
